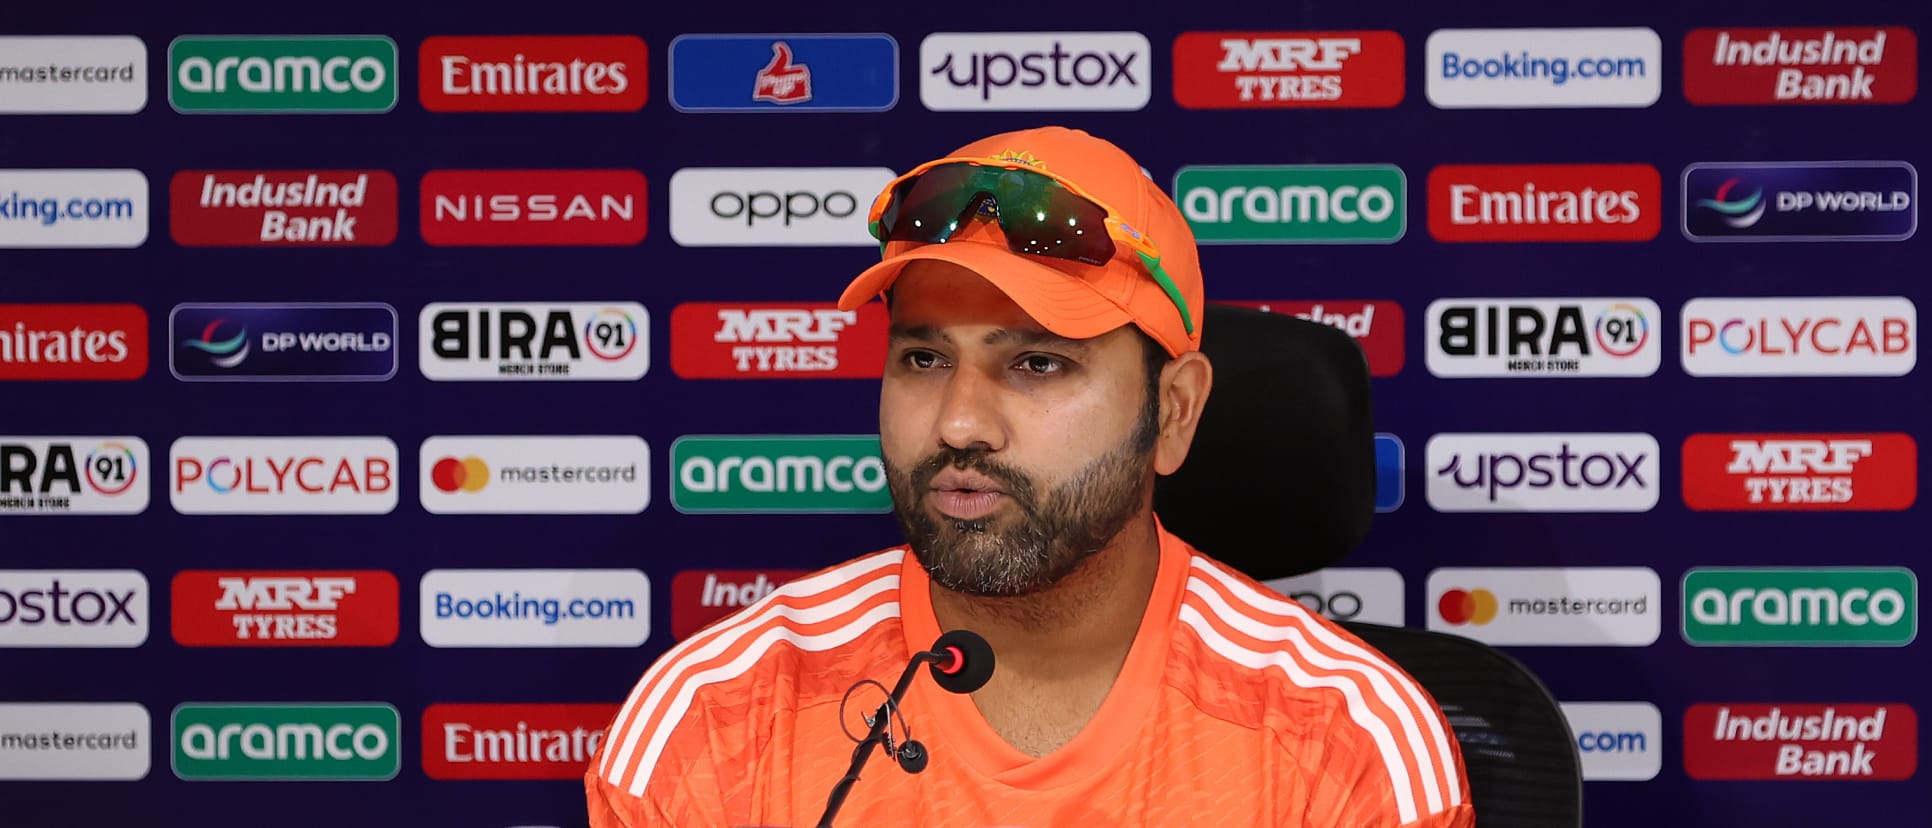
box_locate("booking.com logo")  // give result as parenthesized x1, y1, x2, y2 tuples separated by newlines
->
(1696, 178, 1767, 228)
(430, 456, 490, 494)
(1439, 51, 1648, 86)
(1438, 588, 1499, 625)
(180, 318, 250, 368)
(431, 590, 636, 626)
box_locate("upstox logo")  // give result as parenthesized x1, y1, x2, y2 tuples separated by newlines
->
(168, 36, 398, 113)
(671, 435, 891, 514)
(171, 703, 400, 780)
(1173, 165, 1404, 244)
(1683, 568, 1917, 647)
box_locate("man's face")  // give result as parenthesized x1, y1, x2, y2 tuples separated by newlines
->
(879, 259, 1160, 598)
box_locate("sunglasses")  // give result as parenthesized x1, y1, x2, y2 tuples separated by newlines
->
(867, 157, 1193, 336)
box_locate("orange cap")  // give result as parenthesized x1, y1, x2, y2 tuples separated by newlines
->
(836, 126, 1204, 356)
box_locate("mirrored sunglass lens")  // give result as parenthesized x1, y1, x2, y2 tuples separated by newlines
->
(882, 165, 982, 243)
(999, 186, 1115, 266)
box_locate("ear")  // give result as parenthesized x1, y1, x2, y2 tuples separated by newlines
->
(1152, 350, 1212, 476)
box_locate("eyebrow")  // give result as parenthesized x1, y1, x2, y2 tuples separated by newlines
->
(887, 324, 1092, 353)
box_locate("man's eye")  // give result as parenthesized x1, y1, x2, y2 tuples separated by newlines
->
(903, 350, 942, 369)
(1018, 355, 1063, 375)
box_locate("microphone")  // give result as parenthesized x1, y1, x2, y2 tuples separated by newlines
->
(815, 630, 994, 828)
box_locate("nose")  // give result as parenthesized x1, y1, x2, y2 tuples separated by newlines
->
(933, 360, 1008, 454)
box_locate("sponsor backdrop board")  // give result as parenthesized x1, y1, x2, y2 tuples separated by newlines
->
(0, 2, 1925, 827)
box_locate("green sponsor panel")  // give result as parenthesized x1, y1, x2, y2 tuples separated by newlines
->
(171, 703, 400, 780)
(1171, 164, 1407, 243)
(1682, 567, 1917, 646)
(672, 435, 893, 514)
(169, 36, 398, 113)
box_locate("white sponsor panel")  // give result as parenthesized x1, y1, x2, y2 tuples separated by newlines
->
(418, 302, 650, 381)
(419, 436, 650, 515)
(0, 570, 148, 648)
(669, 167, 896, 247)
(0, 37, 148, 113)
(420, 569, 651, 648)
(1562, 701, 1664, 781)
(0, 170, 148, 248)
(1262, 568, 1405, 626)
(1680, 297, 1917, 377)
(1425, 433, 1660, 513)
(0, 703, 151, 780)
(1426, 28, 1662, 108)
(0, 436, 150, 515)
(169, 437, 398, 515)
(1427, 567, 1662, 646)
(1425, 298, 1662, 378)
(920, 32, 1151, 111)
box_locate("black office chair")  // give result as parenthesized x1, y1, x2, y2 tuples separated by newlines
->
(1152, 303, 1584, 828)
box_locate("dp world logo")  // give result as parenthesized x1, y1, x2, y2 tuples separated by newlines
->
(1437, 587, 1498, 625)
(1696, 178, 1766, 228)
(181, 318, 249, 368)
(430, 456, 489, 494)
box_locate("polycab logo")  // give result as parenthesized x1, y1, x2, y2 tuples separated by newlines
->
(0, 303, 147, 381)
(1682, 161, 1916, 242)
(419, 436, 649, 515)
(670, 569, 810, 640)
(1681, 297, 1916, 377)
(419, 302, 649, 381)
(669, 302, 888, 379)
(419, 170, 647, 247)
(1683, 27, 1918, 105)
(1425, 298, 1661, 378)
(1425, 28, 1663, 109)
(1425, 433, 1659, 513)
(1171, 31, 1404, 109)
(0, 37, 147, 114)
(0, 437, 149, 515)
(671, 435, 892, 514)
(1426, 567, 1661, 646)
(171, 570, 400, 647)
(921, 32, 1151, 111)
(169, 170, 398, 247)
(0, 170, 149, 248)
(1682, 567, 1917, 648)
(1172, 165, 1406, 244)
(1684, 703, 1918, 780)
(1261, 567, 1405, 626)
(669, 167, 897, 247)
(419, 569, 651, 648)
(422, 703, 621, 780)
(0, 570, 148, 648)
(668, 34, 898, 113)
(1561, 702, 1663, 782)
(1428, 164, 1661, 242)
(419, 35, 648, 112)
(0, 703, 150, 780)
(1215, 301, 1405, 377)
(169, 437, 398, 515)
(1683, 433, 1917, 512)
(170, 303, 397, 382)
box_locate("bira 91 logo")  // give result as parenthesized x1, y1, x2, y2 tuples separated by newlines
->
(419, 302, 649, 381)
(1683, 433, 1917, 512)
(921, 32, 1151, 111)
(169, 170, 398, 246)
(419, 435, 650, 515)
(668, 167, 898, 247)
(1684, 703, 1918, 780)
(1683, 27, 1918, 105)
(419, 170, 647, 247)
(1681, 297, 1916, 377)
(169, 437, 398, 515)
(1426, 566, 1661, 646)
(669, 569, 811, 639)
(1429, 164, 1661, 242)
(667, 34, 899, 113)
(422, 703, 620, 780)
(172, 703, 401, 781)
(1171, 31, 1404, 109)
(1682, 567, 1917, 647)
(669, 302, 888, 379)
(170, 303, 397, 382)
(419, 35, 648, 112)
(171, 570, 400, 647)
(1213, 301, 1405, 377)
(1682, 161, 1916, 242)
(1426, 433, 1659, 513)
(671, 435, 891, 514)
(1426, 298, 1661, 378)
(0, 303, 147, 381)
(168, 36, 398, 113)
(0, 437, 149, 515)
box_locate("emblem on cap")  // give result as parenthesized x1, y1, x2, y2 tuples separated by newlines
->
(990, 149, 1045, 169)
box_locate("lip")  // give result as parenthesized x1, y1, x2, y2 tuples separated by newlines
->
(928, 469, 1008, 520)
(929, 469, 1006, 495)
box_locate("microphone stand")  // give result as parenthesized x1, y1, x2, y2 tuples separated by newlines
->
(815, 651, 933, 828)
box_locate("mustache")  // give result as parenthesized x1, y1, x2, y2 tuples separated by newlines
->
(909, 447, 1037, 507)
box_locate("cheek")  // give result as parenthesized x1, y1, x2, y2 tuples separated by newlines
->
(1016, 381, 1144, 470)
(877, 379, 936, 463)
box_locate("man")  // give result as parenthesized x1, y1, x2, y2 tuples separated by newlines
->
(587, 126, 1474, 827)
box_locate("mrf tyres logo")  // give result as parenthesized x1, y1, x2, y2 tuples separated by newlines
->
(419, 35, 648, 112)
(1426, 298, 1660, 378)
(169, 170, 398, 247)
(1427, 566, 1661, 646)
(1683, 161, 1916, 242)
(920, 32, 1150, 111)
(1173, 165, 1405, 244)
(1425, 433, 1659, 513)
(422, 703, 621, 780)
(672, 435, 892, 514)
(668, 167, 897, 247)
(1428, 164, 1661, 242)
(1680, 297, 1916, 377)
(0, 570, 148, 648)
(171, 570, 400, 647)
(669, 302, 888, 379)
(0, 437, 148, 515)
(169, 36, 397, 113)
(1425, 27, 1662, 109)
(419, 302, 648, 381)
(1682, 433, 1917, 512)
(1171, 31, 1404, 109)
(1683, 27, 1918, 105)
(172, 703, 400, 781)
(419, 569, 651, 648)
(1215, 301, 1405, 377)
(1684, 703, 1918, 780)
(1683, 568, 1917, 647)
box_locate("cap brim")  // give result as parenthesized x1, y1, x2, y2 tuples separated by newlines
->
(837, 242, 1135, 341)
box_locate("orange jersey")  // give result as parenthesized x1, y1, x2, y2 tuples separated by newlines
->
(587, 522, 1474, 827)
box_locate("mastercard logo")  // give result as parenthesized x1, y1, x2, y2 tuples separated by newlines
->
(431, 456, 490, 493)
(1437, 588, 1498, 625)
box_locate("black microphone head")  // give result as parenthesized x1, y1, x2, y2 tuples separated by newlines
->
(927, 630, 994, 694)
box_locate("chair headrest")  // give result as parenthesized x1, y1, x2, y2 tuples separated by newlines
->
(1152, 303, 1376, 580)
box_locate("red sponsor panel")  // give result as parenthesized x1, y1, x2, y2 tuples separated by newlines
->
(171, 570, 399, 647)
(419, 35, 649, 112)
(169, 170, 398, 247)
(1172, 31, 1405, 109)
(669, 302, 888, 379)
(1427, 164, 1661, 243)
(1683, 433, 1917, 511)
(1215, 300, 1405, 377)
(419, 170, 648, 247)
(1683, 27, 1918, 105)
(422, 703, 622, 780)
(671, 568, 811, 640)
(1684, 703, 1917, 781)
(0, 303, 147, 381)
